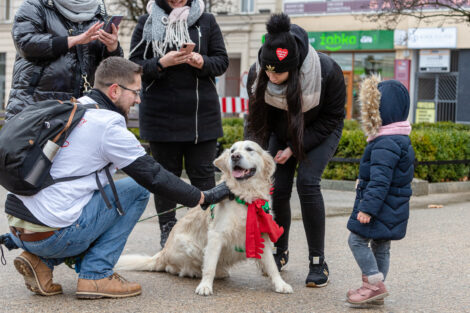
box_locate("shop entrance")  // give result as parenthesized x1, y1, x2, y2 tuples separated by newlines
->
(343, 71, 353, 119)
(328, 52, 395, 119)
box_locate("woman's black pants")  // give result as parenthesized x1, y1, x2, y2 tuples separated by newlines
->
(268, 125, 343, 259)
(149, 140, 217, 226)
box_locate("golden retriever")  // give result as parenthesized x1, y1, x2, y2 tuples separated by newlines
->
(116, 140, 293, 295)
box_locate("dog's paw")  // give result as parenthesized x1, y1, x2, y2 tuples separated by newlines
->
(195, 283, 213, 296)
(274, 281, 293, 294)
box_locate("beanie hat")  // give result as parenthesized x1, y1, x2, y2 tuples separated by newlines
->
(260, 13, 299, 73)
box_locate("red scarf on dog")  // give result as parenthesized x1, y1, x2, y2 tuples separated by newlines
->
(236, 198, 284, 259)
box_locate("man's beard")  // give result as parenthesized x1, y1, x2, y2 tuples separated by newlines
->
(114, 98, 129, 122)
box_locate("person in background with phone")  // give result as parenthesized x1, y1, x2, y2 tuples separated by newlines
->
(129, 0, 228, 249)
(5, 0, 123, 120)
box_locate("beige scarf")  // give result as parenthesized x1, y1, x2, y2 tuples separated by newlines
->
(252, 45, 322, 112)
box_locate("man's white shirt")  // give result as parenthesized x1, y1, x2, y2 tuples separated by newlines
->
(16, 97, 145, 227)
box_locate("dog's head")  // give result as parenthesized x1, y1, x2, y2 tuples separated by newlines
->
(214, 140, 275, 201)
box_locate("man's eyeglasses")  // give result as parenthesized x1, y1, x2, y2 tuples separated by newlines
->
(118, 84, 141, 98)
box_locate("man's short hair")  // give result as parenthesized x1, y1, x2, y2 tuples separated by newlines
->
(94, 57, 143, 89)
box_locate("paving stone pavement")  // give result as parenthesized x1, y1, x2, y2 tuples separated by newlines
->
(0, 183, 469, 313)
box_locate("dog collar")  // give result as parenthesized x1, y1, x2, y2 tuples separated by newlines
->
(235, 197, 271, 213)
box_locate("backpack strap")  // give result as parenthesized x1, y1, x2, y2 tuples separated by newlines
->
(52, 102, 78, 143)
(94, 164, 125, 216)
(54, 163, 125, 216)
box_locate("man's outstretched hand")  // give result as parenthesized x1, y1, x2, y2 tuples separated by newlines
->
(201, 182, 233, 210)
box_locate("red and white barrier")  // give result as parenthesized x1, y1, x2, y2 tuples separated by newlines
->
(219, 97, 249, 114)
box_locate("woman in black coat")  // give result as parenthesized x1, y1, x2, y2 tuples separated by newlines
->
(6, 0, 123, 120)
(246, 13, 345, 287)
(129, 0, 228, 248)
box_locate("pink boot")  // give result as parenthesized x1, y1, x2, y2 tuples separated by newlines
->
(347, 273, 388, 305)
(346, 275, 367, 297)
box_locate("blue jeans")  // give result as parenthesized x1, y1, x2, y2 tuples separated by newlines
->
(10, 177, 150, 280)
(348, 232, 391, 279)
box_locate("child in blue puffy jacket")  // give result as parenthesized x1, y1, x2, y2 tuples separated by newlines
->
(346, 76, 415, 305)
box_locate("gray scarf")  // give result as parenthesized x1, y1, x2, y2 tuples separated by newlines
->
(53, 0, 99, 23)
(252, 45, 322, 113)
(130, 0, 204, 58)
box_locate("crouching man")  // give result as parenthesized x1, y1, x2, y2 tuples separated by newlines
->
(0, 57, 230, 299)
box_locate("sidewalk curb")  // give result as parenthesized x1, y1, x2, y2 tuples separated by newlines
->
(320, 178, 470, 196)
(314, 191, 470, 220)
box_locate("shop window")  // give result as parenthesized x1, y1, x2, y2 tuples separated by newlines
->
(240, 0, 254, 13)
(416, 74, 457, 122)
(418, 77, 435, 100)
(225, 57, 240, 97)
(352, 52, 395, 119)
(330, 53, 352, 71)
(0, 0, 10, 21)
(415, 52, 459, 122)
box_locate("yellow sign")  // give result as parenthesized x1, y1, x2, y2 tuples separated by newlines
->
(415, 102, 435, 123)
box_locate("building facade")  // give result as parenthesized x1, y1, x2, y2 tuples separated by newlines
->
(0, 0, 278, 114)
(0, 0, 20, 111)
(286, 0, 470, 123)
(2, 0, 469, 124)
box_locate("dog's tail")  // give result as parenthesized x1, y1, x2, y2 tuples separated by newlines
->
(115, 251, 164, 272)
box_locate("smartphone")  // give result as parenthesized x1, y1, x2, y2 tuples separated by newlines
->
(179, 43, 196, 54)
(103, 15, 123, 33)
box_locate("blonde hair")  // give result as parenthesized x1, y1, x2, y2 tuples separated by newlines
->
(360, 75, 382, 137)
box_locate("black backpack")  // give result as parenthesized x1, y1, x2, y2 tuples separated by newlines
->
(0, 99, 125, 217)
(0, 99, 94, 195)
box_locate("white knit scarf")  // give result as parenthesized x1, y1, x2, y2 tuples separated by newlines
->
(130, 0, 205, 58)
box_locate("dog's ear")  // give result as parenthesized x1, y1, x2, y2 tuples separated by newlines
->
(261, 150, 276, 179)
(214, 148, 230, 174)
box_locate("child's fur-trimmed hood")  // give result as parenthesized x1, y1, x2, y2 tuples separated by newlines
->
(360, 76, 410, 137)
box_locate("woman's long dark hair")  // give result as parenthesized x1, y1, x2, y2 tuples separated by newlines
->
(248, 67, 305, 160)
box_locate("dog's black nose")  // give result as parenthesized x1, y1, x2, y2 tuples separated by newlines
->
(231, 153, 241, 162)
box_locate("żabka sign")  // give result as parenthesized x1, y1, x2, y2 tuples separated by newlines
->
(308, 30, 394, 51)
(284, 0, 470, 15)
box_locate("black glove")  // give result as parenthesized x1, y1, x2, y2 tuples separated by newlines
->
(201, 182, 234, 210)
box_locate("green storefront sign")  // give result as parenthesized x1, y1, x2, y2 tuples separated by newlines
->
(308, 30, 394, 51)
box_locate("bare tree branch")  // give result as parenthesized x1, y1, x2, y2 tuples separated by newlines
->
(358, 0, 470, 28)
(106, 0, 235, 36)
(109, 0, 234, 24)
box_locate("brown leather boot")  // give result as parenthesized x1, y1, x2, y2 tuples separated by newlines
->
(76, 273, 141, 299)
(14, 251, 63, 296)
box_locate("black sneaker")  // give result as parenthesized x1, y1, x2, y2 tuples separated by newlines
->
(273, 248, 289, 272)
(159, 220, 177, 249)
(305, 256, 329, 287)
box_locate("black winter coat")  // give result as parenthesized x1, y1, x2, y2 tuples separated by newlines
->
(247, 53, 345, 153)
(6, 0, 123, 120)
(129, 13, 228, 143)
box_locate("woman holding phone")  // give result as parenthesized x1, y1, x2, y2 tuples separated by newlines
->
(6, 0, 123, 120)
(129, 0, 228, 248)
